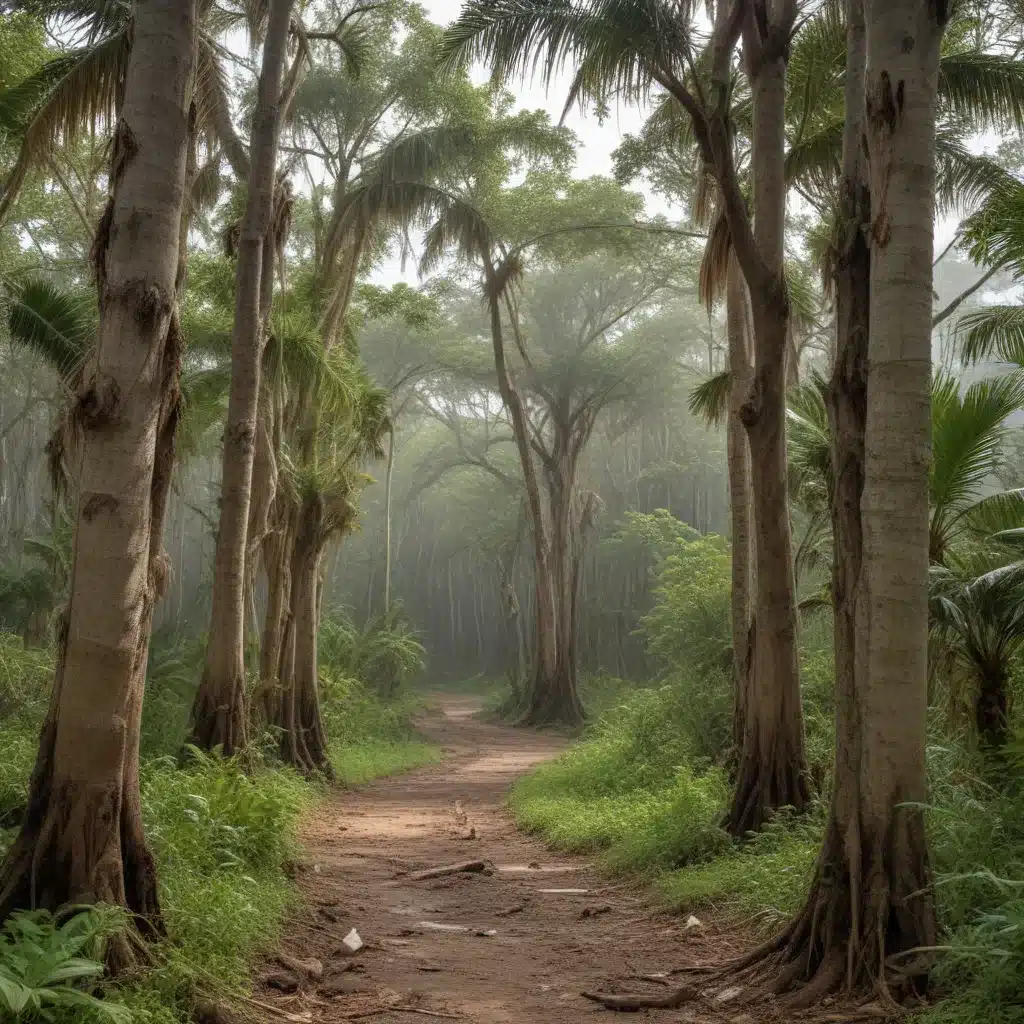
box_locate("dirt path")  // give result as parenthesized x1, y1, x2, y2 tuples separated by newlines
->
(257, 696, 738, 1023)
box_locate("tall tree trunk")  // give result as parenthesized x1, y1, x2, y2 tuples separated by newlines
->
(726, 253, 755, 755)
(279, 499, 331, 775)
(190, 0, 295, 755)
(483, 261, 582, 726)
(747, 0, 939, 1000)
(384, 423, 395, 614)
(0, 0, 196, 951)
(726, 33, 809, 837)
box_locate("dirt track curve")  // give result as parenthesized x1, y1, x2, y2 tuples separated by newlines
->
(254, 696, 745, 1024)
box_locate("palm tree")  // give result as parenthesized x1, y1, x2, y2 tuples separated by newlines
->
(0, 0, 196, 955)
(271, 367, 389, 775)
(931, 558, 1024, 749)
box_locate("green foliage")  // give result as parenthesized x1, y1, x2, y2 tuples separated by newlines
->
(0, 907, 131, 1023)
(509, 683, 730, 872)
(660, 808, 823, 927)
(639, 533, 732, 680)
(319, 606, 426, 698)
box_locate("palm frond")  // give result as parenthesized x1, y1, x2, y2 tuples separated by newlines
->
(687, 369, 732, 426)
(962, 176, 1024, 275)
(438, 0, 691, 112)
(958, 305, 1024, 365)
(698, 209, 730, 312)
(939, 51, 1024, 133)
(961, 489, 1024, 540)
(6, 279, 96, 381)
(930, 370, 1024, 560)
(934, 135, 1016, 215)
(0, 27, 131, 223)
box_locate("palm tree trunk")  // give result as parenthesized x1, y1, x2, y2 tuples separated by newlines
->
(976, 668, 1010, 749)
(191, 0, 295, 755)
(752, 0, 940, 999)
(384, 423, 395, 614)
(726, 39, 809, 837)
(0, 0, 196, 950)
(726, 253, 754, 755)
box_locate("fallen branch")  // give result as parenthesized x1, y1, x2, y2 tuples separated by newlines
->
(407, 860, 489, 881)
(580, 985, 697, 1011)
(244, 996, 313, 1021)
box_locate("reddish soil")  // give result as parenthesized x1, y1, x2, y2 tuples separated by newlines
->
(253, 696, 753, 1024)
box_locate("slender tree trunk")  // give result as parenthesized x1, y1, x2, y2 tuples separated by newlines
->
(384, 423, 395, 614)
(275, 498, 331, 775)
(191, 0, 294, 755)
(0, 0, 195, 950)
(726, 42, 809, 837)
(749, 0, 940, 1000)
(726, 253, 755, 755)
(483, 262, 582, 726)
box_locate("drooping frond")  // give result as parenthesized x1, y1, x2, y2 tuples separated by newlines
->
(0, 26, 131, 222)
(934, 142, 1018, 215)
(6, 279, 96, 381)
(335, 178, 493, 275)
(439, 0, 692, 113)
(962, 176, 1024, 275)
(698, 209, 730, 312)
(961, 489, 1024, 540)
(786, 372, 832, 509)
(177, 362, 231, 462)
(687, 368, 732, 426)
(958, 306, 1024, 365)
(938, 51, 1024, 133)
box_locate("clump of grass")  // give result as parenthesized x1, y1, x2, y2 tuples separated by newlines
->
(509, 684, 730, 872)
(660, 808, 822, 926)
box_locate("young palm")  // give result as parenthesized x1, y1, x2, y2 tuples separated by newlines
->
(931, 558, 1024, 749)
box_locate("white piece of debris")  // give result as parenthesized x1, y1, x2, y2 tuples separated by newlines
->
(537, 888, 589, 894)
(715, 986, 744, 1004)
(341, 928, 363, 954)
(417, 921, 470, 932)
(683, 914, 704, 932)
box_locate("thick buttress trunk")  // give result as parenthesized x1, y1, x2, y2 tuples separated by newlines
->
(726, 253, 754, 755)
(191, 0, 294, 755)
(0, 0, 195, 952)
(754, 0, 938, 1000)
(726, 49, 808, 836)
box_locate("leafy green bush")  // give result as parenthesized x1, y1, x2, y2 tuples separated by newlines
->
(319, 605, 425, 697)
(509, 684, 730, 872)
(0, 908, 130, 1023)
(639, 534, 732, 680)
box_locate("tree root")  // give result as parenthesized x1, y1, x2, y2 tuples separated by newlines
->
(580, 985, 697, 1011)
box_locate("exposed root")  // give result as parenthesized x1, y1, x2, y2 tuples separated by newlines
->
(580, 985, 697, 1011)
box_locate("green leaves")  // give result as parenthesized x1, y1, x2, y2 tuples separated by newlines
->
(0, 907, 132, 1022)
(6, 278, 96, 382)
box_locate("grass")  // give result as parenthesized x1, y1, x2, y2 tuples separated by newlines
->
(0, 628, 441, 1023)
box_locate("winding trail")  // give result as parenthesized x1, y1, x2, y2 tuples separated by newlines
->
(257, 696, 739, 1023)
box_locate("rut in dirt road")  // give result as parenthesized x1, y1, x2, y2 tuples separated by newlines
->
(255, 697, 745, 1024)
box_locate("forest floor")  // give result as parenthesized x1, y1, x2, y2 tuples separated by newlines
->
(251, 695, 764, 1024)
